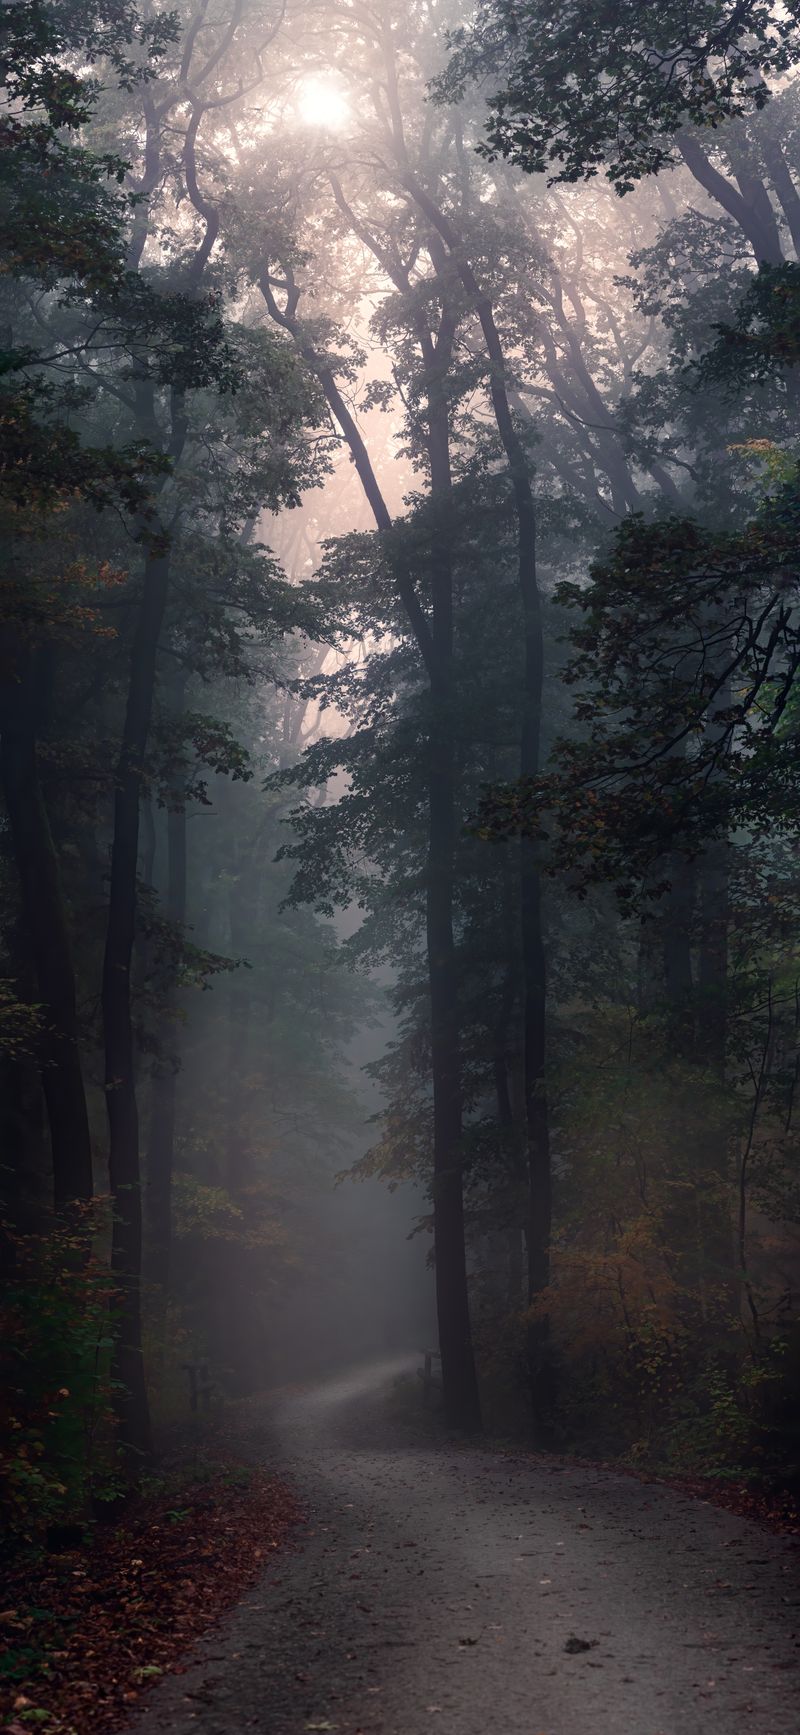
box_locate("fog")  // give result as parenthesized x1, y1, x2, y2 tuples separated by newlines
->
(3, 0, 800, 1515)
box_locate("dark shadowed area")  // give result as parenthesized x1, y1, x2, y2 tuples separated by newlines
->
(2, 2, 800, 1731)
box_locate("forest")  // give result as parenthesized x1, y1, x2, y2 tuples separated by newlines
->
(2, 2, 800, 1730)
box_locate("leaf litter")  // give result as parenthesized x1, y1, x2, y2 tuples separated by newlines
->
(0, 1467, 302, 1733)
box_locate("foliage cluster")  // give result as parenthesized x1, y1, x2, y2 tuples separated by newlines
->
(0, 1210, 118, 1539)
(4, 0, 800, 1551)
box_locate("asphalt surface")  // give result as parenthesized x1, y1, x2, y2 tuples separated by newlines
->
(131, 1357, 800, 1735)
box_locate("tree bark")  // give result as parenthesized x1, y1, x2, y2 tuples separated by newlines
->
(678, 137, 784, 264)
(662, 853, 696, 1057)
(0, 649, 93, 1210)
(146, 686, 187, 1295)
(225, 802, 253, 1201)
(103, 371, 189, 1473)
(402, 174, 555, 1430)
(425, 361, 482, 1434)
(257, 263, 481, 1430)
(698, 841, 729, 1078)
(762, 136, 800, 256)
(696, 834, 736, 1320)
(0, 899, 48, 1243)
(493, 867, 526, 1311)
(103, 542, 171, 1472)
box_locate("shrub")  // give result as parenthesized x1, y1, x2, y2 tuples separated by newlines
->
(0, 1207, 120, 1542)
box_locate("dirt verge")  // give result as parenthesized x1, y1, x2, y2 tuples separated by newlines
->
(0, 1463, 302, 1734)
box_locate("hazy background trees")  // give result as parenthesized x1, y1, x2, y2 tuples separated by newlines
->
(3, 0, 800, 1528)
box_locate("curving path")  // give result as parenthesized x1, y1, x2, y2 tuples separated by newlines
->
(131, 1358, 799, 1735)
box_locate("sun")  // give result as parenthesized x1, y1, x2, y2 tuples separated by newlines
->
(296, 75, 351, 132)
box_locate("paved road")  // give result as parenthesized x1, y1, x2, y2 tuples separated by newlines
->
(131, 1358, 800, 1735)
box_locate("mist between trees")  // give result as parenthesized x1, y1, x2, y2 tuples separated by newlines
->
(3, 0, 800, 1530)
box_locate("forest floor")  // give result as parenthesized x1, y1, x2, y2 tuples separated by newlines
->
(120, 1356, 800, 1735)
(0, 1462, 302, 1734)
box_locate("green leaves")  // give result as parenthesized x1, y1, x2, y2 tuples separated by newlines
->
(0, 984, 46, 1060)
(0, 1207, 119, 1539)
(0, 3, 178, 295)
(478, 482, 800, 896)
(1, 3, 179, 123)
(439, 2, 800, 189)
(700, 264, 800, 386)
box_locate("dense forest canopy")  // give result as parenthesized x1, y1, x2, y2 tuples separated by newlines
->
(3, 0, 800, 1545)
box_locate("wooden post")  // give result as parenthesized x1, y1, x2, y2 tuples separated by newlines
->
(418, 1349, 442, 1406)
(183, 1362, 197, 1413)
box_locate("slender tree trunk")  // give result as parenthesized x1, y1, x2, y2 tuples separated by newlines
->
(698, 841, 729, 1078)
(762, 136, 800, 255)
(427, 701, 479, 1428)
(140, 795, 157, 891)
(0, 1047, 46, 1238)
(678, 137, 784, 264)
(511, 444, 550, 1357)
(402, 175, 554, 1428)
(662, 657, 735, 1322)
(0, 902, 48, 1243)
(103, 545, 172, 1471)
(696, 835, 737, 1318)
(493, 977, 525, 1310)
(103, 375, 188, 1474)
(146, 685, 187, 1295)
(662, 853, 696, 1056)
(696, 665, 736, 1317)
(0, 649, 93, 1210)
(258, 264, 481, 1430)
(637, 896, 662, 1016)
(425, 361, 482, 1433)
(226, 812, 253, 1201)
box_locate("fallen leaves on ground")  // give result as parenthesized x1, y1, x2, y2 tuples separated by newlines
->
(529, 1450, 800, 1535)
(652, 1474, 800, 1534)
(0, 1468, 302, 1734)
